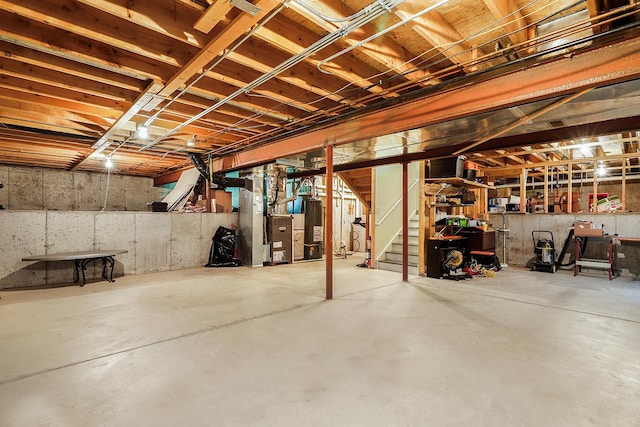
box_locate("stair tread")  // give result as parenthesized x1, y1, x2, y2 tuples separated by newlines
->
(379, 259, 418, 266)
(387, 250, 419, 255)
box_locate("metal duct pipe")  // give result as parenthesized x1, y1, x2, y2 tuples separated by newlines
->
(187, 152, 247, 188)
(188, 152, 209, 181)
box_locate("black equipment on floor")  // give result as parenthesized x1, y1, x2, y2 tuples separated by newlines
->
(303, 199, 323, 260)
(205, 226, 241, 267)
(555, 226, 590, 270)
(427, 237, 472, 280)
(532, 230, 556, 273)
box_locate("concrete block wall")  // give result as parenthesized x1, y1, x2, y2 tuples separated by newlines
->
(0, 165, 168, 211)
(0, 211, 239, 289)
(489, 213, 640, 277)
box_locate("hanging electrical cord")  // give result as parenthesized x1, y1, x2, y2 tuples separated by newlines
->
(101, 166, 111, 212)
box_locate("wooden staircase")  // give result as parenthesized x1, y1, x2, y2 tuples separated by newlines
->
(377, 214, 420, 275)
(337, 169, 371, 209)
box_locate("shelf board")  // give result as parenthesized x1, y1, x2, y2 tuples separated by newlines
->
(425, 177, 490, 189)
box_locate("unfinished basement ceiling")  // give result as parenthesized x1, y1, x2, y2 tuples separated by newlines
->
(279, 78, 640, 171)
(0, 0, 639, 178)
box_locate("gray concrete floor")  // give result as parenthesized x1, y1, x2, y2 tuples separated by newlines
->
(1, 258, 640, 426)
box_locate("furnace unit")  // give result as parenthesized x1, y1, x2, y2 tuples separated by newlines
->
(266, 214, 293, 265)
(303, 199, 323, 260)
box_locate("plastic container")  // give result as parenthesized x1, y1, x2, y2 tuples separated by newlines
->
(463, 161, 478, 181)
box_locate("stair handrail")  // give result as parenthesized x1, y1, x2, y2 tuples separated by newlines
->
(375, 178, 419, 226)
(374, 177, 420, 265)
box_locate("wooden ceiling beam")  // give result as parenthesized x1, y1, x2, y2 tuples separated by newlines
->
(0, 10, 173, 82)
(150, 0, 283, 104)
(0, 40, 143, 92)
(586, 0, 604, 34)
(1, 0, 195, 68)
(482, 0, 528, 47)
(506, 155, 525, 164)
(176, 93, 287, 127)
(213, 37, 640, 172)
(194, 0, 234, 34)
(0, 142, 88, 157)
(0, 97, 113, 130)
(483, 151, 640, 175)
(78, 0, 207, 47)
(0, 128, 91, 146)
(186, 81, 301, 120)
(204, 61, 324, 113)
(0, 86, 122, 121)
(0, 76, 131, 119)
(0, 60, 138, 103)
(0, 115, 99, 138)
(253, 16, 394, 95)
(394, 0, 475, 69)
(156, 107, 271, 137)
(224, 41, 369, 106)
(286, 0, 431, 88)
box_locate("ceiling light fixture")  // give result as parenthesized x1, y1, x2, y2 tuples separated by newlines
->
(187, 135, 197, 147)
(105, 156, 114, 169)
(138, 125, 149, 139)
(597, 164, 606, 176)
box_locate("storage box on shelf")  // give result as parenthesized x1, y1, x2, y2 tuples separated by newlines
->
(574, 221, 604, 237)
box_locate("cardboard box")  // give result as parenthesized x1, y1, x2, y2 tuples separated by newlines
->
(488, 188, 510, 198)
(474, 176, 493, 186)
(594, 195, 622, 212)
(574, 221, 604, 237)
(211, 190, 232, 213)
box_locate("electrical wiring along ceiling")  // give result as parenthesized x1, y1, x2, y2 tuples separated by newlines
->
(0, 0, 639, 179)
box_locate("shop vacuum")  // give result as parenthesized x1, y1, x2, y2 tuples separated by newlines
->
(531, 230, 557, 273)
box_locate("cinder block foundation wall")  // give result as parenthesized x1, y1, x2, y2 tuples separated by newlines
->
(0, 165, 167, 211)
(0, 211, 239, 289)
(490, 213, 640, 278)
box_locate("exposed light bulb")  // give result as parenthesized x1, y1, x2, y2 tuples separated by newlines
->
(187, 136, 196, 147)
(105, 157, 114, 169)
(138, 125, 149, 139)
(597, 164, 606, 176)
